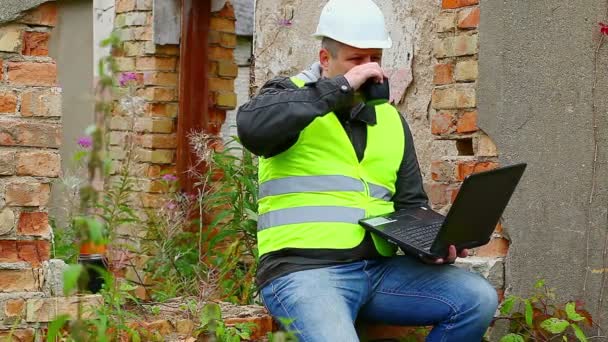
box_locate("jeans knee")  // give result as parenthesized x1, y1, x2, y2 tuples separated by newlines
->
(472, 280, 499, 319)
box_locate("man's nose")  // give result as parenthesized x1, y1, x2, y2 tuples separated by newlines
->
(362, 56, 372, 64)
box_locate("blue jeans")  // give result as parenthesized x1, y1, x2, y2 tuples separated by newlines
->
(260, 256, 498, 342)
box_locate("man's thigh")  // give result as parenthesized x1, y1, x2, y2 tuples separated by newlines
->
(260, 264, 367, 342)
(359, 255, 497, 326)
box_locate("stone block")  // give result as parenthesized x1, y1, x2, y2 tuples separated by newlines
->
(0, 269, 43, 292)
(475, 132, 499, 157)
(5, 181, 51, 207)
(26, 295, 102, 322)
(436, 12, 456, 32)
(454, 60, 478, 82)
(0, 151, 16, 175)
(16, 151, 61, 177)
(0, 209, 15, 236)
(21, 88, 62, 117)
(19, 2, 58, 26)
(42, 259, 66, 296)
(0, 328, 34, 341)
(0, 25, 24, 53)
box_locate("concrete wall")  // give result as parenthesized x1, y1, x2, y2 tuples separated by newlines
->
(252, 0, 453, 179)
(479, 0, 608, 323)
(48, 0, 94, 222)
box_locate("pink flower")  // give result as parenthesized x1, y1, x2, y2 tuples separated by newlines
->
(278, 18, 292, 27)
(162, 174, 178, 182)
(77, 136, 93, 149)
(119, 72, 138, 86)
(600, 23, 608, 36)
(165, 201, 177, 210)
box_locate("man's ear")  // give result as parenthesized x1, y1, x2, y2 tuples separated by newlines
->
(319, 48, 331, 73)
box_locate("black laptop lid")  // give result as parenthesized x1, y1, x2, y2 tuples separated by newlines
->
(431, 163, 527, 253)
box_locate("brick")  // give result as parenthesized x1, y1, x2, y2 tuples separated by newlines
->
(117, 26, 153, 41)
(209, 77, 234, 92)
(209, 46, 234, 60)
(0, 121, 61, 148)
(139, 193, 167, 208)
(431, 159, 456, 182)
(0, 329, 34, 342)
(458, 7, 480, 29)
(0, 269, 42, 292)
(437, 12, 456, 32)
(0, 240, 18, 261)
(143, 72, 178, 86)
(134, 118, 174, 133)
(218, 60, 238, 78)
(434, 35, 478, 58)
(115, 12, 147, 27)
(16, 151, 60, 177)
(0, 151, 16, 175)
(22, 31, 49, 56)
(0, 24, 24, 53)
(475, 238, 510, 257)
(136, 57, 176, 71)
(122, 41, 145, 56)
(432, 86, 476, 109)
(209, 30, 221, 45)
(136, 134, 177, 149)
(214, 92, 237, 109)
(425, 182, 449, 207)
(17, 240, 50, 266)
(110, 116, 133, 130)
(135, 149, 174, 164)
(433, 63, 453, 85)
(18, 212, 49, 236)
(19, 2, 58, 26)
(109, 146, 127, 160)
(209, 17, 236, 32)
(454, 34, 478, 56)
(0, 91, 18, 113)
(20, 89, 61, 117)
(0, 208, 15, 235)
(5, 181, 51, 206)
(146, 102, 178, 117)
(456, 110, 478, 133)
(7, 62, 56, 86)
(220, 32, 237, 48)
(135, 0, 153, 10)
(5, 298, 25, 317)
(442, 0, 479, 9)
(143, 87, 176, 101)
(456, 161, 499, 181)
(475, 133, 498, 157)
(109, 131, 127, 145)
(26, 295, 102, 322)
(454, 60, 478, 82)
(116, 0, 136, 12)
(115, 57, 135, 71)
(431, 111, 456, 135)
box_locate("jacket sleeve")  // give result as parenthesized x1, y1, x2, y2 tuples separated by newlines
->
(392, 115, 430, 209)
(236, 75, 354, 158)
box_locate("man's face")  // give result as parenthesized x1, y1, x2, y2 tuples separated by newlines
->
(320, 44, 383, 78)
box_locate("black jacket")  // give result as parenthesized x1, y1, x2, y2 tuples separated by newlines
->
(236, 74, 429, 288)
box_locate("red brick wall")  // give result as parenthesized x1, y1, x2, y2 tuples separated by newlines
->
(0, 2, 58, 295)
(430, 0, 507, 294)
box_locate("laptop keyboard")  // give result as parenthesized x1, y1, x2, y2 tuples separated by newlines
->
(389, 222, 443, 250)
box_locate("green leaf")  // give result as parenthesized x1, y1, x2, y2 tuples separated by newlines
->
(46, 314, 70, 342)
(200, 303, 222, 330)
(244, 208, 258, 221)
(571, 323, 588, 342)
(499, 333, 525, 342)
(500, 296, 516, 315)
(565, 302, 586, 322)
(63, 264, 83, 295)
(540, 318, 570, 334)
(524, 299, 534, 327)
(534, 279, 545, 289)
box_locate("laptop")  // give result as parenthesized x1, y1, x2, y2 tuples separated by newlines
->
(359, 163, 527, 259)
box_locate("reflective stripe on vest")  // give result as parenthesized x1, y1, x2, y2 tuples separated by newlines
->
(259, 175, 392, 200)
(257, 76, 405, 257)
(258, 206, 365, 231)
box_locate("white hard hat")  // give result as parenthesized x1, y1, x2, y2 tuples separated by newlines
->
(313, 0, 392, 49)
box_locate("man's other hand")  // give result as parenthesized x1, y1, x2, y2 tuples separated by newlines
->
(423, 245, 468, 265)
(344, 63, 387, 90)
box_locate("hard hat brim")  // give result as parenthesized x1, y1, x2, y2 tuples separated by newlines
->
(313, 33, 392, 49)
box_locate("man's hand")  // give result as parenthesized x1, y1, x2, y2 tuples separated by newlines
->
(423, 245, 468, 265)
(343, 63, 388, 90)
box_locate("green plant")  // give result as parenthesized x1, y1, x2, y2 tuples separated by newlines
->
(144, 135, 259, 305)
(495, 280, 599, 342)
(193, 303, 254, 342)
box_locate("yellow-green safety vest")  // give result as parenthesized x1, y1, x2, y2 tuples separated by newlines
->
(257, 76, 405, 257)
